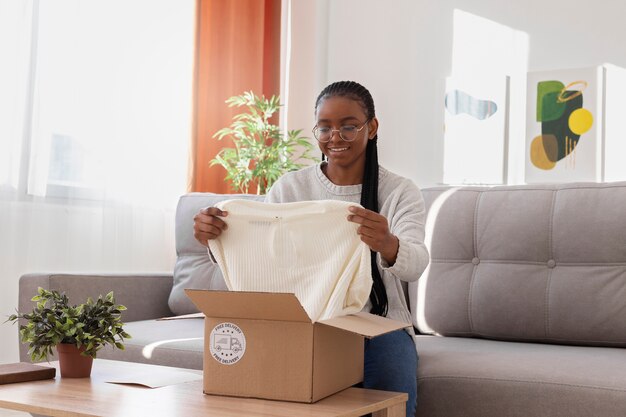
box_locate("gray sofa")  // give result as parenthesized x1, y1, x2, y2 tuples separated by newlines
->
(18, 184, 626, 416)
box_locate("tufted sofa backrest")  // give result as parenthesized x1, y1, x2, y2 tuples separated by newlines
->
(409, 182, 626, 347)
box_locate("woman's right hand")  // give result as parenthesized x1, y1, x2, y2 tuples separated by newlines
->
(193, 207, 229, 247)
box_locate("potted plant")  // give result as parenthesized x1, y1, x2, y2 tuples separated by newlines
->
(7, 287, 131, 378)
(211, 91, 319, 194)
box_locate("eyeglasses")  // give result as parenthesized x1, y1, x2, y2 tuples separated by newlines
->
(312, 120, 370, 143)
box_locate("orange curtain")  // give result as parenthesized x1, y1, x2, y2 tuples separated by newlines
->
(189, 0, 281, 193)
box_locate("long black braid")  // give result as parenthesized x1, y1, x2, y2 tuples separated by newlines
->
(315, 81, 388, 317)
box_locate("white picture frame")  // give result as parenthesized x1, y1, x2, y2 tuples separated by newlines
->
(525, 66, 603, 183)
(443, 74, 509, 185)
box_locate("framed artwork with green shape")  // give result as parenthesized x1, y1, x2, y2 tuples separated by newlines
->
(525, 66, 602, 183)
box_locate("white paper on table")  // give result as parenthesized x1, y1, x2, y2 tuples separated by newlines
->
(105, 369, 202, 388)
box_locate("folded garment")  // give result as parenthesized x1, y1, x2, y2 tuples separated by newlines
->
(208, 199, 372, 322)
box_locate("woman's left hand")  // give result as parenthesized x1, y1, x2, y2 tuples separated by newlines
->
(348, 206, 399, 265)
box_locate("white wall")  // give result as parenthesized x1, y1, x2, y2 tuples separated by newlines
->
(0, 201, 176, 364)
(286, 0, 626, 188)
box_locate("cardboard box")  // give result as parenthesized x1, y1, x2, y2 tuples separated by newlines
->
(185, 289, 410, 403)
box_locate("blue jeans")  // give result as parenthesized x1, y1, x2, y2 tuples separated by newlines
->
(363, 329, 418, 417)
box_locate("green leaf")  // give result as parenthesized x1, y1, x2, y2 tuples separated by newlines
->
(208, 91, 319, 195)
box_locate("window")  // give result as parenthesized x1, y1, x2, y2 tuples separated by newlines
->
(1, 0, 196, 207)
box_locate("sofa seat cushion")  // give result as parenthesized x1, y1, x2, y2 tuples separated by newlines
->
(415, 335, 626, 417)
(96, 318, 205, 370)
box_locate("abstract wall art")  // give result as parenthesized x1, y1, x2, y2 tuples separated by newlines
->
(443, 75, 509, 185)
(525, 67, 603, 183)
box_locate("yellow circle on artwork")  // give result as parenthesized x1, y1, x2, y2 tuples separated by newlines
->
(569, 108, 593, 135)
(530, 135, 557, 170)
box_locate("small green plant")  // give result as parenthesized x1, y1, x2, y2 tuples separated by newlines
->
(7, 288, 131, 361)
(211, 91, 319, 194)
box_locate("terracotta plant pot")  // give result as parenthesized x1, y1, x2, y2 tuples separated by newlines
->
(56, 344, 93, 378)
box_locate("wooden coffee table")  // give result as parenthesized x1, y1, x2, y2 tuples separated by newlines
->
(0, 359, 407, 417)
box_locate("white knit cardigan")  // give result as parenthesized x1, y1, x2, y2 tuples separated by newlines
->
(208, 199, 372, 322)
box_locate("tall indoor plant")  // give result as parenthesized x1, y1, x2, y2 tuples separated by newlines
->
(211, 91, 318, 194)
(8, 288, 130, 377)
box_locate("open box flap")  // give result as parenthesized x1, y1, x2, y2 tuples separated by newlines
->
(185, 289, 311, 323)
(317, 312, 410, 338)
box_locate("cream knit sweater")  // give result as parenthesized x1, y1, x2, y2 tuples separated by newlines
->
(208, 199, 372, 322)
(265, 163, 430, 335)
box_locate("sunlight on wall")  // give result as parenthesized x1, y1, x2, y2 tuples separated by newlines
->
(447, 9, 528, 185)
(451, 9, 528, 78)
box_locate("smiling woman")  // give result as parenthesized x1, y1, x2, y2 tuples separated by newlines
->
(194, 81, 430, 417)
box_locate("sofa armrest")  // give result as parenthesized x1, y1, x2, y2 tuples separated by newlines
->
(19, 273, 174, 321)
(18, 273, 174, 362)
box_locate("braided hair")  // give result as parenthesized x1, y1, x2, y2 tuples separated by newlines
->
(314, 81, 388, 317)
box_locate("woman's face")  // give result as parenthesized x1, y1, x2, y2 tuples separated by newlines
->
(315, 96, 378, 174)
